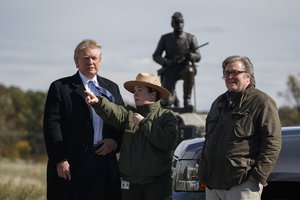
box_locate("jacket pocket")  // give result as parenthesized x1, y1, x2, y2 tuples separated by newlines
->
(226, 157, 250, 186)
(232, 110, 253, 137)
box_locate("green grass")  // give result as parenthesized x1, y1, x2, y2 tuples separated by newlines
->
(0, 158, 46, 200)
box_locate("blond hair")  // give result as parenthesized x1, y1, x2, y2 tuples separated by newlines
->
(74, 39, 102, 61)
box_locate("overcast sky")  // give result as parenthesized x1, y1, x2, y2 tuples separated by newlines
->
(1, 0, 299, 111)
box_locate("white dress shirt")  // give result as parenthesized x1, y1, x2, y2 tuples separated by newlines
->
(79, 72, 103, 145)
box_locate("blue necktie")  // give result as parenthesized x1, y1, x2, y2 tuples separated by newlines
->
(88, 80, 115, 102)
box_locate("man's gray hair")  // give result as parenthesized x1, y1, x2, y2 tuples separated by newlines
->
(222, 55, 256, 86)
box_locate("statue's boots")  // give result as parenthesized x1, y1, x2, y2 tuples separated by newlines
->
(184, 98, 193, 109)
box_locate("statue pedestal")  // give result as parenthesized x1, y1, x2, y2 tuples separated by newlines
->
(167, 107, 206, 147)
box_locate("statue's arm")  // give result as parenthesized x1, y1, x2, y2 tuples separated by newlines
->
(152, 36, 167, 66)
(190, 36, 201, 62)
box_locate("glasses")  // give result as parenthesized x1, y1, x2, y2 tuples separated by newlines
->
(222, 70, 247, 78)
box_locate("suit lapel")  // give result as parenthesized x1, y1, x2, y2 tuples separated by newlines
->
(71, 72, 87, 100)
(97, 76, 112, 95)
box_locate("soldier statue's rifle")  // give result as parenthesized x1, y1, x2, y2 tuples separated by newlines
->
(157, 42, 209, 76)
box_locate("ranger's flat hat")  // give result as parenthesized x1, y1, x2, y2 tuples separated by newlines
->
(124, 73, 171, 99)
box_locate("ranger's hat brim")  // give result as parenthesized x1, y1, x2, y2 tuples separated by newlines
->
(123, 73, 171, 99)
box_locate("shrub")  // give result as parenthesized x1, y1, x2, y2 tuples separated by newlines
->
(15, 140, 32, 159)
(0, 159, 46, 200)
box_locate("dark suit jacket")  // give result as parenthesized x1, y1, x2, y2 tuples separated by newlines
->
(43, 71, 124, 200)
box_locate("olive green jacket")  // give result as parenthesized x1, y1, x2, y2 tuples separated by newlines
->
(92, 98, 178, 184)
(199, 86, 281, 189)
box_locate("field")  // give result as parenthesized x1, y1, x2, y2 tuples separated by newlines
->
(0, 158, 46, 200)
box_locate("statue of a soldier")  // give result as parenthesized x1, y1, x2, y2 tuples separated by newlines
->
(153, 12, 201, 109)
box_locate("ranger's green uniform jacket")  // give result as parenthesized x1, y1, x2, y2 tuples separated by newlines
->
(199, 86, 281, 189)
(92, 98, 178, 184)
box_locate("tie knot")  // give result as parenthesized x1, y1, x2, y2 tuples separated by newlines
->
(87, 80, 115, 103)
(88, 80, 96, 86)
(87, 80, 97, 94)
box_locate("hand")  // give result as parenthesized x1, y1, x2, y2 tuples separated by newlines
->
(132, 113, 144, 125)
(185, 52, 193, 60)
(57, 160, 71, 181)
(178, 53, 192, 63)
(95, 138, 117, 155)
(85, 90, 99, 105)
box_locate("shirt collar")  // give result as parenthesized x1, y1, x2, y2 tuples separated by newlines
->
(79, 71, 98, 86)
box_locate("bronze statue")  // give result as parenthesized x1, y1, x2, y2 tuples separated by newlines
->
(153, 12, 201, 109)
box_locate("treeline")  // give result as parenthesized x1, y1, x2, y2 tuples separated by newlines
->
(278, 74, 300, 126)
(0, 74, 300, 160)
(0, 84, 46, 160)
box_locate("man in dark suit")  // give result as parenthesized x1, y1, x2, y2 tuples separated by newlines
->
(43, 39, 124, 200)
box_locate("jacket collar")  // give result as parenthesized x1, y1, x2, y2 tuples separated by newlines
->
(136, 101, 161, 116)
(220, 85, 255, 110)
(71, 71, 87, 100)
